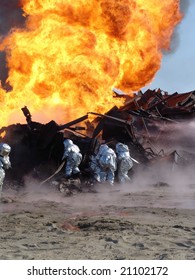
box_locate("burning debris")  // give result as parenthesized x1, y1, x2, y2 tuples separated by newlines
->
(0, 88, 195, 192)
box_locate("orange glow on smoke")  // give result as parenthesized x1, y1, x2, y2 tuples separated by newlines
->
(0, 0, 182, 127)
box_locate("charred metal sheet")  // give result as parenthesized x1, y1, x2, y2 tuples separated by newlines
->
(146, 92, 178, 111)
(58, 114, 88, 131)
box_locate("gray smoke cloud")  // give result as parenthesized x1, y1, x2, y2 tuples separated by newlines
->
(166, 0, 191, 53)
(180, 0, 190, 14)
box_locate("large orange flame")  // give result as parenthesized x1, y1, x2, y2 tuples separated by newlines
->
(0, 0, 182, 127)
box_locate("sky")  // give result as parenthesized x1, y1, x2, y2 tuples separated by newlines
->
(143, 0, 195, 94)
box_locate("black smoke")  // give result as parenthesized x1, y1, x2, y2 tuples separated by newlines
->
(0, 0, 25, 87)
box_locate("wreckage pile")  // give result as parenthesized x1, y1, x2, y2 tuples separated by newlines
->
(1, 88, 195, 188)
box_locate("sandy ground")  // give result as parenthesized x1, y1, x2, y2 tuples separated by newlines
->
(0, 180, 195, 260)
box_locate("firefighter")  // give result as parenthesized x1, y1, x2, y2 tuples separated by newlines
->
(89, 154, 101, 183)
(62, 139, 82, 178)
(115, 142, 133, 183)
(0, 143, 11, 194)
(95, 144, 117, 185)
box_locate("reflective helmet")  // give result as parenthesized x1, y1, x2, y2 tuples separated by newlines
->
(98, 144, 108, 154)
(116, 142, 129, 153)
(63, 139, 73, 148)
(0, 143, 11, 157)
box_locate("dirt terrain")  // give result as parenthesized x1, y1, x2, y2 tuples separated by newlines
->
(0, 179, 195, 260)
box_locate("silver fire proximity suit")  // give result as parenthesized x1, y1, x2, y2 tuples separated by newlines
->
(62, 139, 82, 178)
(0, 143, 11, 193)
(89, 155, 101, 183)
(115, 142, 133, 183)
(95, 144, 117, 185)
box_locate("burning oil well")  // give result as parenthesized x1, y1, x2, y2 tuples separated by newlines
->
(0, 1, 191, 187)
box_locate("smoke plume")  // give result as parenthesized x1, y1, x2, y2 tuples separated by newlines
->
(0, 0, 25, 86)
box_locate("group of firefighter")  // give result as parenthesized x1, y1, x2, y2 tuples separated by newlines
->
(62, 139, 137, 186)
(0, 138, 137, 194)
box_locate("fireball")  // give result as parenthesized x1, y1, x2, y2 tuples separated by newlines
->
(0, 0, 182, 127)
